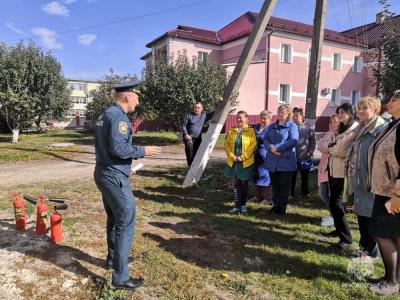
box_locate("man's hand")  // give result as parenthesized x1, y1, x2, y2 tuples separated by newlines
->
(144, 146, 162, 156)
(184, 134, 192, 142)
(218, 96, 223, 102)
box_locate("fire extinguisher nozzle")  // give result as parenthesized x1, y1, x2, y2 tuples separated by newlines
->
(23, 195, 37, 205)
(49, 198, 65, 204)
(55, 203, 68, 210)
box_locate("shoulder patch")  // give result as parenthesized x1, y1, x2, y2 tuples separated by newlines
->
(119, 121, 128, 134)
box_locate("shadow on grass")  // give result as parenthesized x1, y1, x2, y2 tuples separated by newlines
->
(133, 136, 178, 146)
(1, 147, 95, 164)
(0, 218, 106, 282)
(135, 165, 353, 282)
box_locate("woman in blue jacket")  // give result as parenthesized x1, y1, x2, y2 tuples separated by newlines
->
(264, 104, 299, 215)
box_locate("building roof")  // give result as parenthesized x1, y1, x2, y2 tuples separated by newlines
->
(145, 11, 365, 49)
(341, 14, 400, 48)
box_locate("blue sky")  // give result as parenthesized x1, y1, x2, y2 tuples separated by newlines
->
(1, 0, 399, 80)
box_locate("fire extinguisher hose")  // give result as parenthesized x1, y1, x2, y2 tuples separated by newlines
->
(23, 195, 37, 205)
(54, 203, 68, 210)
(48, 198, 65, 204)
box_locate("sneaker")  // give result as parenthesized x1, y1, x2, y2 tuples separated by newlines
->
(369, 281, 399, 296)
(248, 196, 260, 202)
(240, 206, 247, 213)
(321, 215, 331, 222)
(228, 207, 240, 213)
(321, 216, 334, 227)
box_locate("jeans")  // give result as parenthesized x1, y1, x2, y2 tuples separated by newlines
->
(234, 178, 249, 208)
(318, 182, 330, 211)
(357, 215, 379, 257)
(94, 166, 136, 283)
(184, 136, 202, 166)
(291, 163, 310, 196)
(328, 176, 352, 244)
(270, 171, 292, 211)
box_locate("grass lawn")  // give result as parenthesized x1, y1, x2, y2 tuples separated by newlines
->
(0, 162, 393, 299)
(0, 130, 180, 164)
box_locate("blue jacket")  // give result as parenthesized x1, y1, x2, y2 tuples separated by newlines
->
(263, 120, 299, 172)
(95, 102, 145, 177)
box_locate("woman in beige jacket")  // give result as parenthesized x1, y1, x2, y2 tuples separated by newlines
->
(326, 103, 359, 249)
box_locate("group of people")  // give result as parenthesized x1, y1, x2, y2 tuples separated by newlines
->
(94, 81, 400, 296)
(218, 92, 400, 296)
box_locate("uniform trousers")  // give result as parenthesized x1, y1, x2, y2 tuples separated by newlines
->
(94, 166, 136, 283)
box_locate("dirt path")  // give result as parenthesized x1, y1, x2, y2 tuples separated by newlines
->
(0, 145, 226, 188)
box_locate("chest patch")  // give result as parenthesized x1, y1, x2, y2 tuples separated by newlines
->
(119, 121, 128, 134)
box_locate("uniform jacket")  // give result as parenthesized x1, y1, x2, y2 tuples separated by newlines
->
(263, 119, 299, 172)
(225, 125, 257, 168)
(347, 116, 386, 217)
(328, 121, 359, 178)
(95, 102, 145, 177)
(368, 119, 400, 197)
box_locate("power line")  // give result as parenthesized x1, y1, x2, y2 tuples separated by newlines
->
(2, 0, 212, 43)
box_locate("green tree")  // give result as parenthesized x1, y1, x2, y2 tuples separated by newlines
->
(140, 52, 227, 131)
(373, 1, 400, 101)
(86, 69, 138, 121)
(0, 41, 70, 141)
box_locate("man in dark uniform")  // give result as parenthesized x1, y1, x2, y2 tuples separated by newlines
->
(94, 80, 161, 290)
(181, 99, 222, 166)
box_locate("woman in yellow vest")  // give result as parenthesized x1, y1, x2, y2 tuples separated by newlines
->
(224, 111, 257, 213)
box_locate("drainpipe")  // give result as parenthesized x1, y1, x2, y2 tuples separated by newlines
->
(265, 30, 274, 110)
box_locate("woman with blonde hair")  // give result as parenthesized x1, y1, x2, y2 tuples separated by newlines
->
(224, 111, 257, 213)
(346, 97, 386, 261)
(264, 104, 299, 215)
(368, 90, 400, 295)
(249, 110, 273, 203)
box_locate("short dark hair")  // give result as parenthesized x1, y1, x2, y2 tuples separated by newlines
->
(293, 107, 304, 115)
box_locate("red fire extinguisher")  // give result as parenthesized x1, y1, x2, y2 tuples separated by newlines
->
(51, 203, 68, 244)
(35, 195, 48, 235)
(10, 192, 26, 230)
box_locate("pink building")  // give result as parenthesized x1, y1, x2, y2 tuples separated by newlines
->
(141, 12, 377, 131)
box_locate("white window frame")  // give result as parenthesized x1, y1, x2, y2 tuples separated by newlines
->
(351, 90, 361, 105)
(279, 84, 291, 104)
(330, 88, 341, 106)
(353, 56, 363, 73)
(197, 51, 208, 64)
(280, 44, 292, 64)
(332, 53, 342, 70)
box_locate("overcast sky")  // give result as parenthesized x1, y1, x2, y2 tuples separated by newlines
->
(1, 0, 399, 80)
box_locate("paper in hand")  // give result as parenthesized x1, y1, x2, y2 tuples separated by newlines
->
(131, 163, 144, 173)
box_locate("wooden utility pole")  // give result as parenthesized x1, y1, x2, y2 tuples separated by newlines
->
(305, 0, 327, 122)
(183, 0, 278, 186)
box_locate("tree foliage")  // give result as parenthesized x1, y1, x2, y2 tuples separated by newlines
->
(372, 1, 400, 101)
(0, 41, 70, 133)
(86, 69, 138, 121)
(140, 52, 227, 130)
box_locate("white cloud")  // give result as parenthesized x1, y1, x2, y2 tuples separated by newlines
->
(78, 34, 97, 46)
(5, 22, 26, 35)
(64, 0, 77, 3)
(32, 27, 62, 50)
(41, 1, 69, 16)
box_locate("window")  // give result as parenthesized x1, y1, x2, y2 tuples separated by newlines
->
(333, 53, 342, 70)
(69, 96, 87, 104)
(280, 44, 292, 63)
(198, 51, 208, 64)
(67, 83, 86, 91)
(353, 56, 363, 73)
(351, 90, 361, 105)
(279, 84, 291, 103)
(65, 109, 86, 118)
(330, 89, 341, 106)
